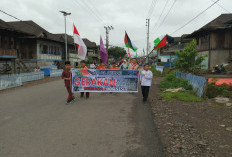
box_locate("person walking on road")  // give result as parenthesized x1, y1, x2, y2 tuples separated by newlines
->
(140, 64, 153, 102)
(80, 60, 90, 99)
(62, 61, 75, 104)
(128, 58, 139, 70)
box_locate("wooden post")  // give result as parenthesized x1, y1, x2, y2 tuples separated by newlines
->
(208, 34, 211, 70)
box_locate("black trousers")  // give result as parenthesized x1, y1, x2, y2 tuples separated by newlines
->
(141, 86, 150, 101)
(81, 92, 90, 98)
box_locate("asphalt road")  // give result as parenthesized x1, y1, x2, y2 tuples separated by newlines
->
(0, 79, 164, 157)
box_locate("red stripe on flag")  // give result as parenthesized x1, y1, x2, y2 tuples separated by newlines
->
(73, 24, 80, 36)
(155, 36, 167, 49)
(124, 33, 127, 44)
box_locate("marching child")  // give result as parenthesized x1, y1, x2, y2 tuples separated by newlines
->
(110, 62, 119, 70)
(140, 64, 153, 102)
(80, 60, 90, 99)
(96, 60, 106, 69)
(62, 61, 75, 104)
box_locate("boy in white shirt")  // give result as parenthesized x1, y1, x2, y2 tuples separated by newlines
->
(140, 64, 153, 102)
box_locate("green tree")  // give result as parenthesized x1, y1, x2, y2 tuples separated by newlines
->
(86, 58, 93, 64)
(108, 46, 126, 60)
(174, 39, 207, 73)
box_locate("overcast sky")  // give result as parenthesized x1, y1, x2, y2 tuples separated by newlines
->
(1, 0, 231, 56)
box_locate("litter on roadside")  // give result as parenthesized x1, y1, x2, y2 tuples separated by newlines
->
(163, 87, 184, 93)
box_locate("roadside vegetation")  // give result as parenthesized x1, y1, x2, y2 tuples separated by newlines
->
(206, 78, 232, 99)
(155, 40, 208, 102)
(158, 71, 202, 102)
(150, 67, 162, 77)
(160, 91, 202, 102)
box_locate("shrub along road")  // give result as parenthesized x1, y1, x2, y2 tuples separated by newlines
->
(0, 79, 164, 157)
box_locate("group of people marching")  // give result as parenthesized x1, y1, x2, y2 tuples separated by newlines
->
(62, 58, 153, 104)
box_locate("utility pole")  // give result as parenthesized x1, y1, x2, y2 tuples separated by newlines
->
(60, 11, 71, 61)
(146, 19, 150, 63)
(104, 26, 114, 53)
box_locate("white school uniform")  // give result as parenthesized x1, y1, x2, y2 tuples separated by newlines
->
(140, 70, 153, 86)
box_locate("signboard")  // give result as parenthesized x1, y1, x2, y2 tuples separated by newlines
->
(155, 65, 164, 74)
(72, 69, 139, 92)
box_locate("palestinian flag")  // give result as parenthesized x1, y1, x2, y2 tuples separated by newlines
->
(124, 32, 138, 52)
(154, 35, 167, 50)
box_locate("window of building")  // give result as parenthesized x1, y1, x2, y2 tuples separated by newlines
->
(201, 35, 209, 44)
(51, 46, 53, 55)
(10, 37, 14, 49)
(42, 45, 48, 54)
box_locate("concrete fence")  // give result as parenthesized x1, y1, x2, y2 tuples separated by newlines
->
(40, 66, 58, 76)
(20, 72, 44, 82)
(176, 72, 207, 97)
(40, 66, 57, 70)
(0, 75, 22, 90)
(0, 72, 44, 90)
(50, 69, 63, 78)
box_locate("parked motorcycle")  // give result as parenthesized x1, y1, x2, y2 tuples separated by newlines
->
(212, 64, 226, 74)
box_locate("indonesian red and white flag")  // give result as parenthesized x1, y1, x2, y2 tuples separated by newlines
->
(73, 24, 87, 60)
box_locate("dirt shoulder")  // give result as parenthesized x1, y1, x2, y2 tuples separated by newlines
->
(0, 77, 61, 94)
(150, 77, 232, 157)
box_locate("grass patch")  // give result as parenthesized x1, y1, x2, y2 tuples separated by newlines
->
(159, 71, 193, 90)
(158, 71, 202, 102)
(160, 91, 202, 102)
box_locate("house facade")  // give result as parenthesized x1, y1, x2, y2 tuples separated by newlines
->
(187, 14, 232, 69)
(83, 38, 100, 62)
(0, 19, 100, 74)
(7, 20, 64, 69)
(0, 19, 29, 74)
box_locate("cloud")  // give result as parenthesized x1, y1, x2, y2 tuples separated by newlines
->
(0, 0, 231, 55)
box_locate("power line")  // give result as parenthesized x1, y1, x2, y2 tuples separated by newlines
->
(147, 0, 154, 18)
(151, 0, 170, 32)
(81, 0, 105, 22)
(212, 0, 231, 13)
(171, 0, 220, 35)
(0, 9, 47, 33)
(147, 0, 158, 18)
(72, 0, 103, 23)
(0, 9, 21, 21)
(154, 0, 177, 33)
(86, 0, 106, 22)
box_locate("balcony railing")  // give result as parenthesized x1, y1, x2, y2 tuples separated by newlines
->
(87, 52, 99, 57)
(0, 49, 17, 57)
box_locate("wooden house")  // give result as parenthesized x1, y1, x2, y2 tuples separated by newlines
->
(187, 14, 232, 69)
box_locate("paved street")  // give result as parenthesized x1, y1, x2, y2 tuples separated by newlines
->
(0, 79, 164, 157)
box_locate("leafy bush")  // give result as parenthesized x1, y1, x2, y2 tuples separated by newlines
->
(174, 39, 207, 73)
(150, 67, 162, 77)
(159, 71, 193, 90)
(206, 82, 232, 98)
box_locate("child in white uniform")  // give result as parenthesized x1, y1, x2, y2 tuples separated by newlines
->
(140, 64, 153, 102)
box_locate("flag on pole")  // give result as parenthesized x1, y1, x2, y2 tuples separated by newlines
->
(154, 35, 167, 50)
(100, 36, 108, 64)
(73, 24, 87, 60)
(143, 48, 145, 55)
(124, 32, 138, 52)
